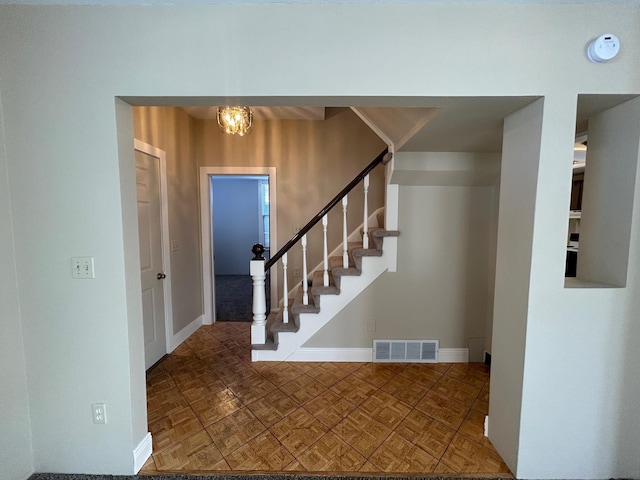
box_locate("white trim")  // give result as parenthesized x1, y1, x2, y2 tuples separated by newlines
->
(134, 140, 173, 357)
(286, 347, 469, 363)
(288, 347, 372, 362)
(169, 314, 204, 352)
(199, 166, 278, 324)
(133, 432, 152, 473)
(438, 348, 469, 363)
(350, 107, 394, 149)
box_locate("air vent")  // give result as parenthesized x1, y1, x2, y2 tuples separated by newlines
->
(373, 339, 439, 363)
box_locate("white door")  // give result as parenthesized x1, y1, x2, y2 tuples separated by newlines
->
(136, 150, 167, 369)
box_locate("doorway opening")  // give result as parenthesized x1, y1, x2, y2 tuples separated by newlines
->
(199, 166, 278, 325)
(212, 175, 270, 321)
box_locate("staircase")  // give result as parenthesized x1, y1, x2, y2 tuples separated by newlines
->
(250, 148, 399, 361)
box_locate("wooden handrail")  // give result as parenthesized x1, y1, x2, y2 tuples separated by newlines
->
(261, 147, 390, 271)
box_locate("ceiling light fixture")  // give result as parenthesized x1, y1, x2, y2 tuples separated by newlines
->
(217, 106, 253, 136)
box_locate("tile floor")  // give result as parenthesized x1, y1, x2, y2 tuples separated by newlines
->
(141, 322, 512, 476)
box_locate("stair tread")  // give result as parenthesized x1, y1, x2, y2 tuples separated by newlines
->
(328, 256, 360, 276)
(311, 270, 339, 295)
(252, 338, 278, 351)
(253, 219, 401, 355)
(291, 291, 320, 314)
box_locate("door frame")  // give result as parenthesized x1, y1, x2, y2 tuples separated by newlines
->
(135, 139, 174, 354)
(199, 166, 278, 324)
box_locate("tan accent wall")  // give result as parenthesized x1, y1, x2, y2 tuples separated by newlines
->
(133, 107, 203, 335)
(195, 108, 387, 299)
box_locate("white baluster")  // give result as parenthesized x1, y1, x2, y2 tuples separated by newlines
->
(250, 256, 267, 344)
(363, 174, 370, 249)
(302, 234, 309, 305)
(282, 252, 289, 324)
(342, 195, 349, 268)
(322, 214, 329, 286)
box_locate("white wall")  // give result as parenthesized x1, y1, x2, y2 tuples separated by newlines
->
(305, 183, 497, 354)
(0, 87, 34, 480)
(0, 3, 639, 478)
(490, 98, 544, 471)
(134, 107, 203, 335)
(515, 95, 640, 479)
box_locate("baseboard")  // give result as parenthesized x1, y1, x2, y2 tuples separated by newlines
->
(169, 314, 204, 352)
(287, 347, 469, 363)
(133, 432, 152, 473)
(439, 348, 469, 363)
(288, 347, 372, 362)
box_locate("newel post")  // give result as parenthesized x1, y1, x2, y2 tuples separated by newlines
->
(250, 244, 267, 345)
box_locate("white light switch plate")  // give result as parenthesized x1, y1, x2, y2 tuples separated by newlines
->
(72, 257, 95, 279)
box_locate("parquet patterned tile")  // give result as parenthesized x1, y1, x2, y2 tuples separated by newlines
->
(146, 369, 178, 398)
(141, 454, 157, 472)
(395, 408, 456, 458)
(152, 429, 213, 470)
(359, 461, 381, 472)
(145, 323, 512, 477)
(458, 408, 494, 449)
(439, 433, 511, 473)
(187, 444, 231, 470)
(171, 342, 195, 356)
(333, 408, 392, 458)
(206, 407, 266, 456)
(472, 389, 490, 415)
(269, 407, 328, 456)
(359, 390, 411, 429)
(147, 387, 189, 424)
(415, 390, 469, 430)
(303, 389, 356, 428)
(368, 432, 438, 473)
(172, 370, 225, 396)
(352, 363, 401, 387)
(256, 362, 303, 386)
(445, 363, 490, 388)
(294, 362, 324, 373)
(190, 388, 243, 427)
(279, 373, 327, 405)
(223, 431, 295, 470)
(330, 375, 378, 406)
(284, 460, 305, 471)
(399, 364, 443, 388)
(295, 431, 366, 472)
(381, 373, 430, 406)
(212, 361, 257, 386)
(149, 406, 206, 453)
(228, 372, 276, 405)
(180, 379, 229, 404)
(305, 363, 352, 387)
(247, 388, 299, 427)
(432, 375, 481, 406)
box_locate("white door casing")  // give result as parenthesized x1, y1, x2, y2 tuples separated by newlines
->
(199, 166, 278, 324)
(135, 140, 173, 369)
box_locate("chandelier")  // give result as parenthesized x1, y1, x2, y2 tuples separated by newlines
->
(217, 106, 253, 136)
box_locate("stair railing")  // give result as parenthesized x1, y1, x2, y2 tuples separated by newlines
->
(250, 147, 391, 345)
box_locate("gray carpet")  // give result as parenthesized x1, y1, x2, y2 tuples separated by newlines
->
(214, 274, 272, 322)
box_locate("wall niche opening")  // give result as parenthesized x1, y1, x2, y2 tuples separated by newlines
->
(565, 94, 640, 288)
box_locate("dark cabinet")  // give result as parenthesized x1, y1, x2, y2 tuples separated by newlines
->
(570, 172, 584, 211)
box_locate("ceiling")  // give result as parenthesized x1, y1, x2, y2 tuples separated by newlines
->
(176, 95, 638, 152)
(183, 106, 326, 121)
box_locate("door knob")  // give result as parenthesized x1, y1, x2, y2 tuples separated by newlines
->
(157, 273, 167, 280)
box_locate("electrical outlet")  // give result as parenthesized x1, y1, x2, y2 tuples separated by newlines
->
(72, 257, 95, 279)
(171, 240, 179, 252)
(293, 268, 301, 277)
(92, 403, 107, 424)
